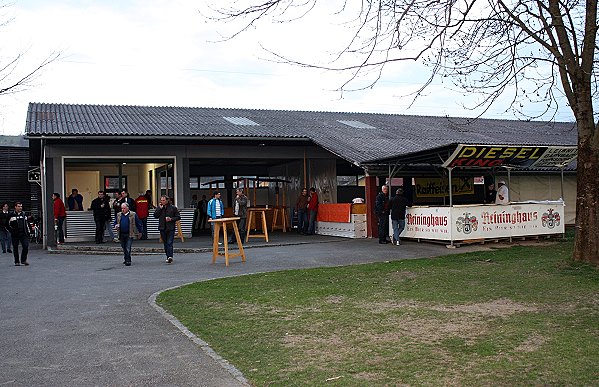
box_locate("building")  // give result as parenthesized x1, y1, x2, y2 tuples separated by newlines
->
(25, 103, 578, 245)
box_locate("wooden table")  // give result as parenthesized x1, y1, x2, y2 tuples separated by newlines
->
(208, 217, 246, 266)
(246, 208, 270, 242)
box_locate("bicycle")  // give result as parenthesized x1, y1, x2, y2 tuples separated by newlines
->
(29, 218, 43, 244)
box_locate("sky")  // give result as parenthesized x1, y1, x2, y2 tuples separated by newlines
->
(0, 0, 577, 136)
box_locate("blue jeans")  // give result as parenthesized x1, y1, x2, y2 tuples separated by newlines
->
(0, 228, 11, 252)
(119, 233, 133, 263)
(307, 210, 317, 235)
(160, 229, 175, 258)
(392, 219, 406, 243)
(105, 220, 115, 239)
(297, 209, 308, 233)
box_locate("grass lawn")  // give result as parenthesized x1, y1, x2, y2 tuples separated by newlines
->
(157, 235, 599, 386)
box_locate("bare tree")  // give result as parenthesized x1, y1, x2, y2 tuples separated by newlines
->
(208, 0, 599, 265)
(0, 2, 59, 97)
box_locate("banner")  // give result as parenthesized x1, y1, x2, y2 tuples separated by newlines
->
(443, 145, 577, 168)
(390, 201, 565, 241)
(414, 177, 474, 197)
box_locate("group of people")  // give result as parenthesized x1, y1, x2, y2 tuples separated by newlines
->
(1, 201, 33, 266)
(294, 187, 319, 235)
(202, 189, 249, 245)
(375, 185, 410, 245)
(486, 180, 510, 205)
(110, 194, 180, 266)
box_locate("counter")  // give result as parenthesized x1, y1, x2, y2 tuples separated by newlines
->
(392, 201, 565, 243)
(63, 208, 195, 242)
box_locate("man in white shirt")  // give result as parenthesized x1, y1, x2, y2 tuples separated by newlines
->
(495, 180, 509, 204)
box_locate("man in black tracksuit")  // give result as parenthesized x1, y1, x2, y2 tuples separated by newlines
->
(9, 202, 30, 266)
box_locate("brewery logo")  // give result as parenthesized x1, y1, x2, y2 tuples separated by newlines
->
(542, 208, 561, 229)
(456, 212, 478, 234)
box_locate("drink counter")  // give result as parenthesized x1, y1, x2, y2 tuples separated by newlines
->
(315, 203, 367, 238)
(63, 208, 195, 242)
(394, 200, 565, 244)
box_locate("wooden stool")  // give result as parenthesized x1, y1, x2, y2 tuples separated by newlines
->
(209, 217, 246, 267)
(246, 208, 269, 242)
(271, 207, 288, 232)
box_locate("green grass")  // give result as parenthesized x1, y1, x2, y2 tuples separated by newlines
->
(157, 235, 599, 386)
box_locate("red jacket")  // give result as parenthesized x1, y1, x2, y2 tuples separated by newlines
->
(307, 192, 319, 211)
(135, 196, 150, 219)
(54, 198, 66, 219)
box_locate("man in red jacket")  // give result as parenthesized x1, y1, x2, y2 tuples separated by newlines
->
(135, 193, 150, 240)
(306, 187, 319, 235)
(52, 193, 66, 244)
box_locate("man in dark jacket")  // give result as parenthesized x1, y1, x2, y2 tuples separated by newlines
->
(153, 195, 181, 264)
(117, 190, 136, 213)
(228, 188, 248, 244)
(390, 187, 410, 245)
(9, 202, 30, 266)
(91, 191, 111, 244)
(375, 185, 391, 244)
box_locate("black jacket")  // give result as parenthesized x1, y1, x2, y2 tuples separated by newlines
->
(0, 210, 10, 231)
(153, 204, 181, 231)
(375, 192, 389, 217)
(9, 211, 30, 237)
(390, 195, 410, 220)
(91, 197, 112, 221)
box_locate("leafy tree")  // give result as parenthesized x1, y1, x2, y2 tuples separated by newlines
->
(209, 0, 598, 265)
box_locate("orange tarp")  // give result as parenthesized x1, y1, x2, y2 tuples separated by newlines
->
(317, 203, 352, 223)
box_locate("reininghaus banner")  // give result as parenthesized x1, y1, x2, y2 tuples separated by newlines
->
(394, 201, 565, 241)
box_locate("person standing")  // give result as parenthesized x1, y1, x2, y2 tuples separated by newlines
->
(153, 195, 181, 264)
(375, 185, 391, 244)
(90, 191, 111, 244)
(306, 187, 319, 235)
(295, 188, 309, 234)
(52, 193, 67, 244)
(207, 191, 225, 243)
(9, 202, 30, 266)
(144, 190, 154, 210)
(113, 203, 143, 266)
(486, 183, 497, 204)
(118, 190, 136, 212)
(0, 202, 12, 254)
(197, 194, 208, 231)
(67, 188, 84, 211)
(390, 187, 410, 246)
(495, 180, 509, 205)
(229, 188, 248, 244)
(135, 193, 150, 240)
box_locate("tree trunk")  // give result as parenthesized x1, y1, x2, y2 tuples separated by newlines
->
(573, 117, 599, 265)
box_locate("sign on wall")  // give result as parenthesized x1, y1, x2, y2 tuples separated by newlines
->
(414, 177, 474, 197)
(443, 145, 577, 168)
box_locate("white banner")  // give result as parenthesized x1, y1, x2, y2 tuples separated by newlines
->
(392, 201, 565, 242)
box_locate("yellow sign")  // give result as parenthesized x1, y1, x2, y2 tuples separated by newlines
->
(415, 177, 474, 197)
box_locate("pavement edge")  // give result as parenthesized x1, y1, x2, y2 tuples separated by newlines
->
(148, 285, 250, 386)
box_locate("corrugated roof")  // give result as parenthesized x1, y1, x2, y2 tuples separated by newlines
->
(25, 103, 578, 165)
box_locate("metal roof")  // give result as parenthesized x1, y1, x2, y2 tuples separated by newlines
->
(26, 103, 578, 166)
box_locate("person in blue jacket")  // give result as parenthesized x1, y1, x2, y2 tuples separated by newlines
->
(207, 191, 224, 243)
